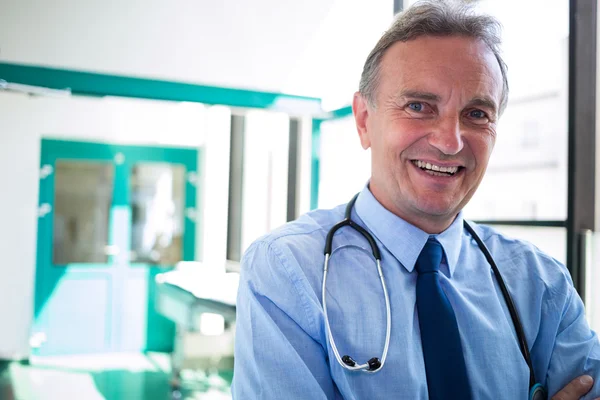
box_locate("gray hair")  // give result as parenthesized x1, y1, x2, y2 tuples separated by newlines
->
(359, 0, 509, 114)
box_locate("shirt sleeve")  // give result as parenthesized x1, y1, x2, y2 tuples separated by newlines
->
(231, 240, 338, 399)
(546, 284, 600, 399)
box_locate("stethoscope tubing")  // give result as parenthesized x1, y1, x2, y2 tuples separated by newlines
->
(463, 221, 536, 389)
(322, 254, 391, 372)
(322, 193, 543, 398)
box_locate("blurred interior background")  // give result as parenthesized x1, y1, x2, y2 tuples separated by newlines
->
(0, 0, 598, 398)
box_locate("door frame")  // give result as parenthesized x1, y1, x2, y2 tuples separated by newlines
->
(32, 138, 200, 355)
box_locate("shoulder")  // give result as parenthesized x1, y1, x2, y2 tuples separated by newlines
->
(465, 221, 573, 296)
(241, 205, 346, 276)
(239, 205, 348, 314)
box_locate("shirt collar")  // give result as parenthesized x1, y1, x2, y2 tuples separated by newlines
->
(353, 185, 464, 277)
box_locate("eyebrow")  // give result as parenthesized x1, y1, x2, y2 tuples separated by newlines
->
(397, 90, 441, 102)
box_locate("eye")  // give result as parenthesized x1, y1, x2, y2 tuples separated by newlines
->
(467, 109, 488, 119)
(407, 102, 424, 112)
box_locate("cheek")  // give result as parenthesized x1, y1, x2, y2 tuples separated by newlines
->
(378, 121, 424, 153)
(375, 136, 414, 165)
(470, 135, 495, 169)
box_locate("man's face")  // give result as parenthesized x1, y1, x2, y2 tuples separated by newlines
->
(353, 36, 503, 233)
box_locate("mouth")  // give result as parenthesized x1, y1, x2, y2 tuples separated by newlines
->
(411, 160, 464, 177)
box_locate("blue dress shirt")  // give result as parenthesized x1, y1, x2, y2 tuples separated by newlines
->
(232, 186, 600, 399)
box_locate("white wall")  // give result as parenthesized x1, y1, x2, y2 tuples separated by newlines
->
(0, 91, 234, 358)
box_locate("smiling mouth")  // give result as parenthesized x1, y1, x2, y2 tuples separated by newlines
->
(411, 160, 464, 177)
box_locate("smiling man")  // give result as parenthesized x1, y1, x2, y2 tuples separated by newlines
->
(354, 33, 501, 236)
(232, 1, 600, 399)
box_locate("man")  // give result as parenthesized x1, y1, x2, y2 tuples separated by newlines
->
(232, 1, 600, 399)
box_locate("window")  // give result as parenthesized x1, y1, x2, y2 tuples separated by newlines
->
(130, 163, 186, 265)
(53, 161, 114, 265)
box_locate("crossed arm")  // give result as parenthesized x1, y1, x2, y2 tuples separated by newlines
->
(554, 376, 599, 400)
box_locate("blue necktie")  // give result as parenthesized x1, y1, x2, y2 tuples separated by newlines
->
(416, 238, 472, 400)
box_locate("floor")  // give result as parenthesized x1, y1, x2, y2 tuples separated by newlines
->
(0, 353, 232, 400)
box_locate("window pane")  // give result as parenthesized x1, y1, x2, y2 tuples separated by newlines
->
(318, 117, 371, 209)
(463, 0, 568, 221)
(483, 225, 566, 266)
(53, 161, 114, 264)
(130, 163, 185, 265)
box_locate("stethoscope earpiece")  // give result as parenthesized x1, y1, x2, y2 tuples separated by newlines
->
(340, 355, 381, 371)
(367, 357, 382, 371)
(342, 355, 356, 367)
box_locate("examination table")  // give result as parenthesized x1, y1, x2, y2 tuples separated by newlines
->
(155, 263, 239, 397)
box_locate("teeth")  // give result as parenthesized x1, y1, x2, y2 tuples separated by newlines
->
(414, 160, 459, 174)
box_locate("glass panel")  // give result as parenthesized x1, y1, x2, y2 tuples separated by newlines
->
(130, 163, 185, 265)
(462, 0, 569, 221)
(483, 225, 566, 266)
(53, 161, 114, 264)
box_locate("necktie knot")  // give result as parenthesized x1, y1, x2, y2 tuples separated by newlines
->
(416, 238, 443, 274)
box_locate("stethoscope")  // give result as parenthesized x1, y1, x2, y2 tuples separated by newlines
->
(322, 193, 547, 400)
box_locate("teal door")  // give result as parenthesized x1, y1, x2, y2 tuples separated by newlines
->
(32, 139, 199, 356)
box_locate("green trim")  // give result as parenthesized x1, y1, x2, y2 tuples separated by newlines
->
(310, 119, 322, 210)
(184, 148, 200, 261)
(0, 62, 322, 113)
(329, 105, 353, 119)
(40, 139, 198, 164)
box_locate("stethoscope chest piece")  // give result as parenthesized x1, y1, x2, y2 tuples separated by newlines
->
(529, 383, 547, 400)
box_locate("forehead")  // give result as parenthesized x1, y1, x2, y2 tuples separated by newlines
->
(378, 36, 503, 105)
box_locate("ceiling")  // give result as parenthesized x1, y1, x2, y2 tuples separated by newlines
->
(0, 0, 393, 108)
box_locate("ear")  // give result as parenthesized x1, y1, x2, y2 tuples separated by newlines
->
(353, 92, 372, 150)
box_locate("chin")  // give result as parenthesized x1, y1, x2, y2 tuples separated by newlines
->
(413, 199, 457, 219)
(418, 208, 455, 220)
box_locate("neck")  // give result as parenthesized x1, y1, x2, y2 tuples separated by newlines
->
(368, 183, 457, 234)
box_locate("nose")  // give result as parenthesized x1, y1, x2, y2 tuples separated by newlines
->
(427, 115, 464, 156)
